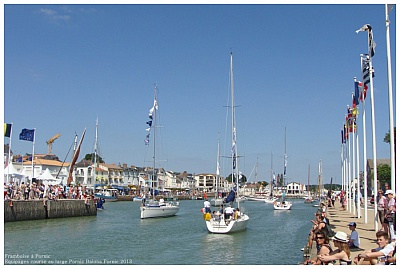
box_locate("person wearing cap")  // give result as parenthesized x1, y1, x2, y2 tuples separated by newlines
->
(354, 231, 395, 265)
(348, 222, 360, 248)
(385, 189, 396, 242)
(319, 231, 352, 265)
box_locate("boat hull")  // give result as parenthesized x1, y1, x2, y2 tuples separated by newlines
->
(273, 202, 292, 210)
(264, 197, 277, 204)
(94, 194, 117, 201)
(140, 203, 179, 219)
(210, 198, 224, 207)
(205, 214, 249, 234)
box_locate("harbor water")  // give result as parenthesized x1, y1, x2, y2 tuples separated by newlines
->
(4, 199, 316, 265)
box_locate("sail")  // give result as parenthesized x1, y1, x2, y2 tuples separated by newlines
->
(67, 129, 86, 185)
(225, 190, 236, 203)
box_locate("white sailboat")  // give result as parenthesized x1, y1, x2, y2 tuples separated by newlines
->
(140, 85, 179, 219)
(210, 137, 224, 207)
(205, 52, 249, 233)
(273, 128, 292, 210)
(265, 153, 277, 204)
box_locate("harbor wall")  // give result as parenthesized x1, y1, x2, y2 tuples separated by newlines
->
(4, 199, 97, 222)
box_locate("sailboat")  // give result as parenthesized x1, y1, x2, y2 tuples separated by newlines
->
(211, 137, 224, 207)
(304, 164, 314, 203)
(313, 160, 324, 207)
(140, 85, 180, 219)
(204, 52, 249, 233)
(273, 128, 292, 210)
(265, 154, 277, 204)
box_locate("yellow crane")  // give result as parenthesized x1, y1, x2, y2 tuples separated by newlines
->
(46, 133, 61, 155)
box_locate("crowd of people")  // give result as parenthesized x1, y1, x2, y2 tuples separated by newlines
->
(4, 181, 95, 203)
(303, 186, 396, 265)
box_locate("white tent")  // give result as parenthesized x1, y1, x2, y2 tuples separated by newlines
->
(37, 168, 61, 185)
(4, 162, 24, 183)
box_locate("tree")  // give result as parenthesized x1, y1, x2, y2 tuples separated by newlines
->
(226, 173, 247, 184)
(377, 163, 391, 188)
(84, 153, 104, 163)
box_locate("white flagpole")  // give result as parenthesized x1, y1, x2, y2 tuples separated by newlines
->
(347, 125, 351, 211)
(385, 4, 395, 191)
(352, 104, 356, 215)
(361, 54, 368, 224)
(367, 53, 379, 232)
(353, 83, 362, 219)
(31, 128, 36, 181)
(7, 123, 13, 183)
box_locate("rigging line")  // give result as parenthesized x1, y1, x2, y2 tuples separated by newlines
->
(55, 134, 76, 179)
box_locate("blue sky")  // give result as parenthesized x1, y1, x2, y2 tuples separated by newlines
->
(2, 3, 396, 186)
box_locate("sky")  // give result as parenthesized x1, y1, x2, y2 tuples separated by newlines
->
(2, 2, 397, 186)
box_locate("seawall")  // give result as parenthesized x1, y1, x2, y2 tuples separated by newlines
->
(4, 199, 97, 222)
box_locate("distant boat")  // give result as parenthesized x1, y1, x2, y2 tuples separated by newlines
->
(94, 188, 118, 201)
(274, 128, 291, 211)
(204, 52, 249, 234)
(304, 165, 313, 203)
(211, 138, 224, 207)
(140, 85, 179, 219)
(273, 199, 292, 210)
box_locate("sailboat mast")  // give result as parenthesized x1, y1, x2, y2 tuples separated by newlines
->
(152, 85, 157, 200)
(216, 136, 220, 198)
(93, 118, 98, 185)
(283, 127, 287, 187)
(307, 164, 310, 193)
(270, 153, 273, 197)
(230, 52, 239, 205)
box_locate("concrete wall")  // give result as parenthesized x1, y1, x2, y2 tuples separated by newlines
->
(4, 199, 97, 222)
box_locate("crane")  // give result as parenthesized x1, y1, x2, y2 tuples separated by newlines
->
(46, 133, 61, 155)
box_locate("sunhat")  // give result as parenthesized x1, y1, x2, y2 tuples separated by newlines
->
(385, 190, 394, 195)
(333, 231, 349, 243)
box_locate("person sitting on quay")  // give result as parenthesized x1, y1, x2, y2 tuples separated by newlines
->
(304, 229, 333, 265)
(318, 231, 352, 265)
(353, 231, 395, 265)
(307, 212, 326, 248)
(348, 222, 360, 249)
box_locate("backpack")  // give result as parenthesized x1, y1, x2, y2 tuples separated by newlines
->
(325, 222, 335, 238)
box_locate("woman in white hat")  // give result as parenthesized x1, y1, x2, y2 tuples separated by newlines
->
(318, 231, 352, 265)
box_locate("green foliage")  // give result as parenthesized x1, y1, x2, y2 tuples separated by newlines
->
(377, 163, 391, 186)
(84, 153, 104, 163)
(226, 173, 247, 183)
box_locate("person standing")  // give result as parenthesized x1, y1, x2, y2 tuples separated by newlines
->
(385, 190, 396, 242)
(348, 222, 360, 248)
(377, 190, 389, 232)
(203, 199, 211, 213)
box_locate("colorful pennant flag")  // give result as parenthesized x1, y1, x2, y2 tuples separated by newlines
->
(19, 128, 35, 142)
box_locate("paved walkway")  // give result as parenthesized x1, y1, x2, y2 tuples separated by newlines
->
(302, 201, 381, 264)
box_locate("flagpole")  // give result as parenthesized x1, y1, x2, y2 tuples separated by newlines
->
(351, 105, 355, 215)
(385, 4, 395, 191)
(7, 123, 13, 183)
(361, 54, 368, 224)
(346, 136, 349, 211)
(31, 128, 36, 181)
(367, 53, 378, 232)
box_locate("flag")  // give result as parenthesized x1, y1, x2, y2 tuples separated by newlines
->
(360, 58, 373, 102)
(19, 128, 35, 142)
(354, 81, 361, 106)
(4, 123, 12, 138)
(356, 24, 376, 57)
(341, 130, 344, 144)
(67, 129, 86, 185)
